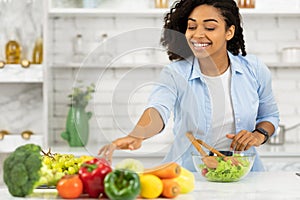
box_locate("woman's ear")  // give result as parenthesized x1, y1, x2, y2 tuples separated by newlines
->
(226, 25, 235, 41)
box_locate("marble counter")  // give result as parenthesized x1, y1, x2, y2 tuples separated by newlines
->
(192, 171, 300, 199)
(1, 172, 300, 199)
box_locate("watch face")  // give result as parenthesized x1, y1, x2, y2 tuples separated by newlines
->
(257, 128, 268, 135)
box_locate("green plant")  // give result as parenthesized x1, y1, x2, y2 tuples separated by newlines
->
(68, 83, 95, 108)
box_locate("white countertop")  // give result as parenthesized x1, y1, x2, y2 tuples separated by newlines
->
(1, 172, 300, 199)
(192, 172, 300, 199)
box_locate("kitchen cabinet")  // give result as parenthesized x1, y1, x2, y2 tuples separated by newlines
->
(0, 65, 46, 153)
(0, 0, 46, 152)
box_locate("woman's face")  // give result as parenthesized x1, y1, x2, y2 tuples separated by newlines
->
(185, 5, 235, 60)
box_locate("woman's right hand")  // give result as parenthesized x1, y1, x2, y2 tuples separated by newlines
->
(98, 135, 143, 163)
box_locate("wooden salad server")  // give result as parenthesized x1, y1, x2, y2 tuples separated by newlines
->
(186, 132, 240, 168)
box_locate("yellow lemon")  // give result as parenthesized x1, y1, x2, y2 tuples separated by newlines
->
(139, 174, 163, 199)
(79, 155, 94, 163)
(174, 167, 195, 194)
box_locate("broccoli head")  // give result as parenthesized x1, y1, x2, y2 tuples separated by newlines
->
(3, 143, 42, 197)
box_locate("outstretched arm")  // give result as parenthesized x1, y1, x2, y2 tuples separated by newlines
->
(98, 107, 164, 162)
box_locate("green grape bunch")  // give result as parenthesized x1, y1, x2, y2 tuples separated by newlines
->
(37, 149, 84, 186)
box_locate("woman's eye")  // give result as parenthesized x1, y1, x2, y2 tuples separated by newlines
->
(187, 26, 196, 30)
(205, 27, 215, 31)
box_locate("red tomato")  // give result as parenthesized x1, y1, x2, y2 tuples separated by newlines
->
(202, 168, 208, 177)
(56, 175, 83, 199)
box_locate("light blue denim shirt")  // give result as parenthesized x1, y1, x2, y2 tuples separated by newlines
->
(146, 52, 279, 172)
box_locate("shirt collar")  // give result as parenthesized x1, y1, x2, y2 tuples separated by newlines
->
(228, 51, 244, 74)
(188, 51, 244, 81)
(188, 56, 202, 81)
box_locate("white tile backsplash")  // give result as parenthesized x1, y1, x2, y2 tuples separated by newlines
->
(257, 29, 297, 42)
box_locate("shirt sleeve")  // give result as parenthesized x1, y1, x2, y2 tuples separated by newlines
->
(255, 57, 280, 130)
(145, 66, 178, 127)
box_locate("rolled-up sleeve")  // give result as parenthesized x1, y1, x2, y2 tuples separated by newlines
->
(255, 58, 280, 130)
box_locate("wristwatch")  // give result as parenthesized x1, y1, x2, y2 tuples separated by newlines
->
(252, 127, 269, 144)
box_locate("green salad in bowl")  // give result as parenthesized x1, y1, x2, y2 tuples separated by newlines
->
(192, 151, 255, 182)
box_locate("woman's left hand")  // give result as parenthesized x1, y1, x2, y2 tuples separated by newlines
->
(226, 130, 265, 151)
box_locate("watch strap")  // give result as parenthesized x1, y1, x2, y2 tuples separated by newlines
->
(253, 127, 269, 144)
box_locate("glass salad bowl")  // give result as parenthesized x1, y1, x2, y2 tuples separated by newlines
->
(192, 151, 256, 182)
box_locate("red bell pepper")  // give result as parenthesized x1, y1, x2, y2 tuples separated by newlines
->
(78, 157, 112, 198)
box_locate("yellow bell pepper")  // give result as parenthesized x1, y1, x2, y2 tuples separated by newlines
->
(174, 167, 195, 194)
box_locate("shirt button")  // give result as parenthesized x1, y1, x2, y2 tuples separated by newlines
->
(237, 119, 241, 122)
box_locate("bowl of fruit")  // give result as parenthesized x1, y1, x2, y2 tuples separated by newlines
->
(192, 151, 255, 182)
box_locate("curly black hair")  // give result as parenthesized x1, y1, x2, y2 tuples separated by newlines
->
(161, 0, 247, 61)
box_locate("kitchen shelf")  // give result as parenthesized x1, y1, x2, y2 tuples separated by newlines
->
(0, 64, 43, 83)
(48, 8, 300, 18)
(267, 62, 300, 68)
(50, 62, 166, 69)
(48, 8, 168, 17)
(239, 9, 300, 16)
(0, 135, 44, 153)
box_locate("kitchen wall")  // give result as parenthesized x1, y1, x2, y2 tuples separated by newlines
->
(48, 1, 300, 146)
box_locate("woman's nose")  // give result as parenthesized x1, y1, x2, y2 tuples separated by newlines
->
(194, 28, 205, 38)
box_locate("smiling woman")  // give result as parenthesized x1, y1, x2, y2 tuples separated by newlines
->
(185, 5, 235, 75)
(98, 0, 279, 173)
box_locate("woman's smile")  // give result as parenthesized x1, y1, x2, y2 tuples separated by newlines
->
(190, 40, 212, 51)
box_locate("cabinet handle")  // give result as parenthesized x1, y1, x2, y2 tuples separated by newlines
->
(0, 130, 10, 140)
(21, 130, 33, 140)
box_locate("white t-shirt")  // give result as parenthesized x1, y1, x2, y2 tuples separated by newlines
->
(203, 67, 236, 150)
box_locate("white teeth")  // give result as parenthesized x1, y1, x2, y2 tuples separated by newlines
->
(193, 43, 209, 47)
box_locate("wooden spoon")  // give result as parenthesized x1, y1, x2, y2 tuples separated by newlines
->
(186, 132, 219, 169)
(197, 139, 240, 166)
